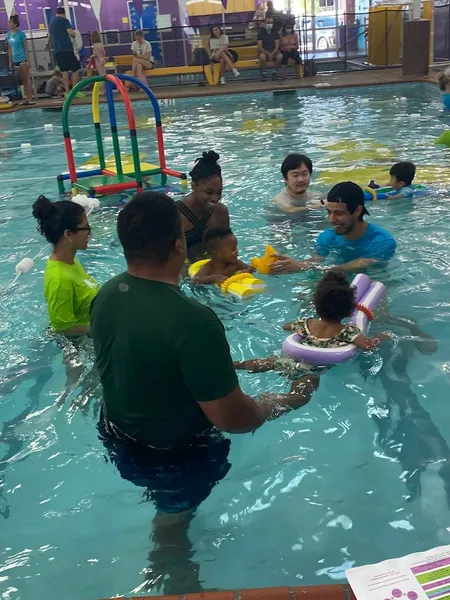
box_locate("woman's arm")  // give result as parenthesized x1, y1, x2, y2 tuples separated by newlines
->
(7, 42, 12, 69)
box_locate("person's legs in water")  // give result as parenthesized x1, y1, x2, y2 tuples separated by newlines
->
(377, 299, 438, 355)
(146, 509, 199, 594)
(98, 420, 231, 594)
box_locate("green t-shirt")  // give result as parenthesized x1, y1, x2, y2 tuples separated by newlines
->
(44, 258, 99, 332)
(90, 273, 239, 449)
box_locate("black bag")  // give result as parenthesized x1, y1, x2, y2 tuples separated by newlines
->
(304, 58, 317, 77)
(228, 49, 239, 63)
(193, 48, 210, 66)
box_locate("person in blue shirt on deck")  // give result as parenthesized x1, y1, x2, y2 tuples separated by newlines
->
(384, 161, 416, 199)
(6, 15, 35, 106)
(271, 181, 397, 274)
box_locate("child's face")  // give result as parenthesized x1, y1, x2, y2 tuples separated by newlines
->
(389, 175, 404, 190)
(136, 34, 144, 44)
(213, 235, 238, 263)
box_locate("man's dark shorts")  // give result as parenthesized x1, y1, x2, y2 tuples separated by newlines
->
(56, 51, 80, 73)
(98, 411, 231, 513)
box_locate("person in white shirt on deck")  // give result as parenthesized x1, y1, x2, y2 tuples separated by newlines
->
(273, 154, 324, 215)
(130, 30, 154, 87)
(209, 25, 240, 86)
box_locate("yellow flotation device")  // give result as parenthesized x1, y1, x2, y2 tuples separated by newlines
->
(251, 245, 277, 274)
(188, 259, 265, 300)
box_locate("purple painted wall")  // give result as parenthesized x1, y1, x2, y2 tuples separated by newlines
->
(1, 0, 183, 34)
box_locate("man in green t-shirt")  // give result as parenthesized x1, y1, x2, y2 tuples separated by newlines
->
(91, 192, 318, 516)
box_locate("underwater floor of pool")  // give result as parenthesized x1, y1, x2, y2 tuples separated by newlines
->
(1, 82, 450, 600)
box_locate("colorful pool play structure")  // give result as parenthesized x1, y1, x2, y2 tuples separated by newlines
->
(57, 74, 187, 197)
(282, 273, 386, 366)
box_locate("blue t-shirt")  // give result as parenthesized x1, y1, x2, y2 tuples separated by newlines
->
(49, 16, 73, 53)
(386, 186, 414, 198)
(6, 30, 27, 63)
(316, 223, 397, 264)
(443, 94, 450, 111)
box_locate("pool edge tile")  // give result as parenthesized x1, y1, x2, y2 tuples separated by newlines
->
(102, 585, 353, 600)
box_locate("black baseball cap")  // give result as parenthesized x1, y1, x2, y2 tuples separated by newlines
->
(327, 181, 370, 216)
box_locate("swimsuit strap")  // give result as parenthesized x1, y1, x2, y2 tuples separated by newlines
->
(177, 201, 213, 229)
(177, 201, 214, 246)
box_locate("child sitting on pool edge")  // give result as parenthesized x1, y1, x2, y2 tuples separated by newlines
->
(234, 270, 381, 376)
(193, 226, 255, 284)
(386, 161, 416, 199)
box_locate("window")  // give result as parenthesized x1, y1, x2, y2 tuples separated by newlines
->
(319, 0, 335, 7)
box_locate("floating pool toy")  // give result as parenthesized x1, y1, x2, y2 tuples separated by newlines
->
(363, 184, 430, 201)
(0, 97, 13, 110)
(436, 130, 450, 147)
(239, 118, 285, 134)
(189, 259, 265, 300)
(72, 194, 101, 213)
(319, 139, 393, 163)
(282, 273, 385, 366)
(251, 245, 277, 274)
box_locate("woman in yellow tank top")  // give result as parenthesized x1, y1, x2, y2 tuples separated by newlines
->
(32, 195, 99, 337)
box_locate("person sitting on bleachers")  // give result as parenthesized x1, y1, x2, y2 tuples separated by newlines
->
(257, 14, 282, 80)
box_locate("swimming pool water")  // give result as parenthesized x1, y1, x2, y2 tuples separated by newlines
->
(1, 83, 450, 599)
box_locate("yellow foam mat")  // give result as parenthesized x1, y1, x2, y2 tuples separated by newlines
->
(80, 153, 147, 171)
(107, 162, 160, 175)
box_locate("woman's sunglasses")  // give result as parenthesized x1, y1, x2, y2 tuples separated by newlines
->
(73, 225, 92, 233)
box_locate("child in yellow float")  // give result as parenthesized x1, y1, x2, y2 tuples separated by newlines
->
(32, 195, 99, 336)
(193, 226, 255, 284)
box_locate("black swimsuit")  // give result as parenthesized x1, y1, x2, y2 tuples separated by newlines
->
(177, 201, 213, 248)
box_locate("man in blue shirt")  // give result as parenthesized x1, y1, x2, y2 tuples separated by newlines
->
(272, 181, 397, 273)
(49, 7, 80, 94)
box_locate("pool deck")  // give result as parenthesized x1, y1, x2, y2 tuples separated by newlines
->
(100, 584, 358, 600)
(0, 68, 439, 114)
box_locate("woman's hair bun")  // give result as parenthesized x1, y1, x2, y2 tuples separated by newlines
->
(201, 150, 220, 165)
(32, 195, 57, 222)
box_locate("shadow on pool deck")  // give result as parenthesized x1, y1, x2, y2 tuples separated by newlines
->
(100, 584, 358, 600)
(0, 68, 439, 115)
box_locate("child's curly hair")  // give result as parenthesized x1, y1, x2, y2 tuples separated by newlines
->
(438, 71, 450, 92)
(313, 269, 356, 322)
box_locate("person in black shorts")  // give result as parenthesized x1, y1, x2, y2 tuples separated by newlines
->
(49, 7, 80, 95)
(279, 20, 302, 79)
(91, 192, 319, 592)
